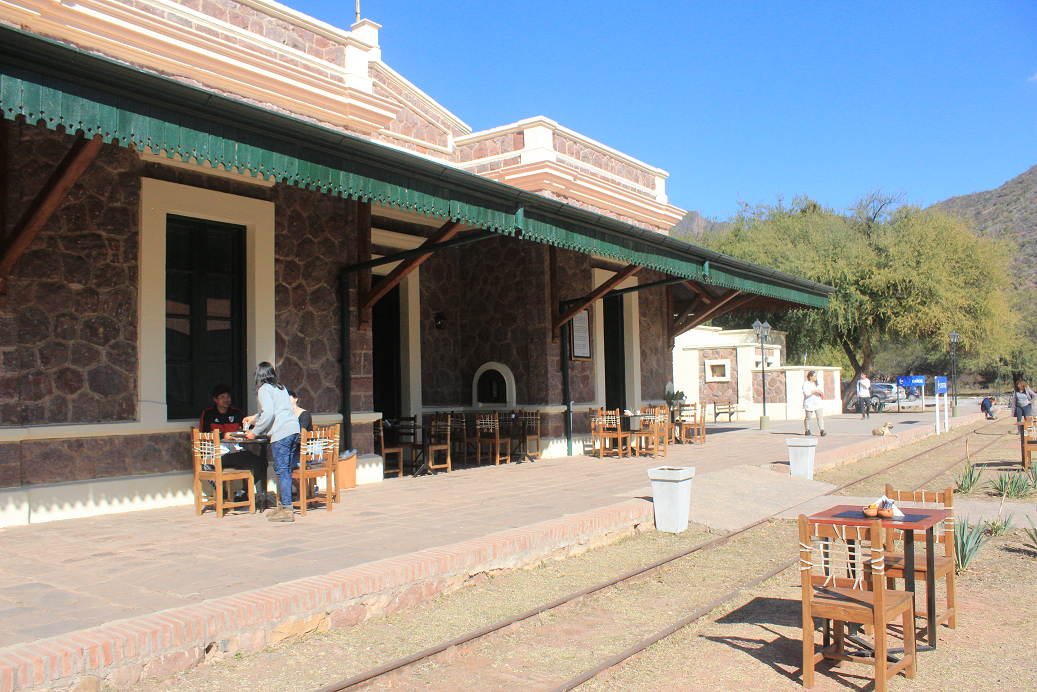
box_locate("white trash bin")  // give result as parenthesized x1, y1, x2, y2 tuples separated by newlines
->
(647, 466, 696, 533)
(786, 438, 819, 480)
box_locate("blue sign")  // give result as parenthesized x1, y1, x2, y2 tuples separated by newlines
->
(936, 377, 948, 394)
(898, 375, 926, 387)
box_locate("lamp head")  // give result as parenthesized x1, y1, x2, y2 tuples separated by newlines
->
(949, 331, 959, 345)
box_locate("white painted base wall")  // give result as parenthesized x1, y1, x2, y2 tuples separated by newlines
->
(0, 454, 387, 528)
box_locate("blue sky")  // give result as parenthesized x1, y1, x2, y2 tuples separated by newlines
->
(289, 1, 1036, 221)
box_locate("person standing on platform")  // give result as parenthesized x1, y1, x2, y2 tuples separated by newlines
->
(803, 371, 827, 436)
(243, 363, 301, 522)
(1012, 380, 1035, 422)
(856, 372, 872, 420)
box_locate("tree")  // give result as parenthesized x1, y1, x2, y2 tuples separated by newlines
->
(692, 192, 1017, 408)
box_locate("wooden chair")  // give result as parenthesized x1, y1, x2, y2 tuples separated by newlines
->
(375, 418, 403, 478)
(799, 514, 916, 692)
(427, 413, 451, 473)
(589, 408, 604, 455)
(520, 410, 542, 460)
(191, 428, 255, 517)
(663, 403, 678, 445)
(476, 412, 511, 466)
(399, 416, 428, 470)
(597, 409, 633, 458)
(449, 412, 469, 465)
(634, 407, 668, 458)
(280, 426, 336, 515)
(320, 424, 345, 504)
(1022, 416, 1036, 471)
(883, 483, 957, 630)
(678, 403, 706, 444)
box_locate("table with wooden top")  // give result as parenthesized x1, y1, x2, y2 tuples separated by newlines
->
(808, 504, 953, 651)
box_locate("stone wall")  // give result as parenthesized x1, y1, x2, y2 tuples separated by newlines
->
(553, 133, 656, 189)
(457, 131, 524, 174)
(752, 370, 788, 404)
(371, 66, 456, 157)
(1, 122, 141, 428)
(699, 348, 737, 404)
(419, 236, 553, 409)
(0, 433, 189, 488)
(637, 272, 671, 401)
(161, 0, 346, 76)
(535, 190, 666, 234)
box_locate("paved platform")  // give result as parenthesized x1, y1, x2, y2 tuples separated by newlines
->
(0, 406, 1014, 690)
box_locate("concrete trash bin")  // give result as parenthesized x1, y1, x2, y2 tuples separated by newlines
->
(647, 466, 696, 533)
(786, 438, 819, 479)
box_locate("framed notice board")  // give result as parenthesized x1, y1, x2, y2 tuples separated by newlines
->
(570, 309, 591, 360)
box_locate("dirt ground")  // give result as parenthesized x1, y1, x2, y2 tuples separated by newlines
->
(126, 424, 1037, 692)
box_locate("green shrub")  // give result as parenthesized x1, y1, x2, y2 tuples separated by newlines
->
(1027, 465, 1037, 490)
(984, 513, 1014, 536)
(954, 517, 990, 572)
(986, 471, 1031, 498)
(955, 460, 984, 494)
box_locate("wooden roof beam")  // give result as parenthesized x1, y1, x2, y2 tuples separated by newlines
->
(671, 292, 757, 340)
(0, 134, 103, 294)
(358, 219, 462, 322)
(682, 280, 713, 304)
(553, 264, 641, 332)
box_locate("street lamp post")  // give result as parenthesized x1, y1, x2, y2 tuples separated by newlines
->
(949, 332, 960, 409)
(752, 319, 771, 430)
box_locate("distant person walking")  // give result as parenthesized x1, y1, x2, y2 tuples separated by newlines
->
(856, 372, 872, 419)
(803, 371, 827, 436)
(1012, 380, 1036, 422)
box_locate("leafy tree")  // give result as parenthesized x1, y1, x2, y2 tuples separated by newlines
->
(690, 192, 1017, 407)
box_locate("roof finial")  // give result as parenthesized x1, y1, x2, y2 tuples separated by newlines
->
(356, 1, 361, 23)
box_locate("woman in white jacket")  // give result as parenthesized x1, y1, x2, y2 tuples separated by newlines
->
(243, 362, 301, 522)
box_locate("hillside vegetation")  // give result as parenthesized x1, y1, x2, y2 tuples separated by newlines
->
(932, 164, 1037, 284)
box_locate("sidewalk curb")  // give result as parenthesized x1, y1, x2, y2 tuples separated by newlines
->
(0, 500, 654, 691)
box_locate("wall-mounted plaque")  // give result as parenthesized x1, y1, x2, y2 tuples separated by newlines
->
(571, 309, 591, 360)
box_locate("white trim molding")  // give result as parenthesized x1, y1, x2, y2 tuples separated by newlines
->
(472, 362, 517, 409)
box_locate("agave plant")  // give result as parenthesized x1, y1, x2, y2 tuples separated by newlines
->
(986, 471, 1032, 499)
(955, 460, 984, 494)
(1024, 517, 1037, 554)
(954, 516, 990, 572)
(984, 513, 1014, 536)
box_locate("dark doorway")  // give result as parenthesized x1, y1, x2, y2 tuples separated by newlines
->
(372, 282, 402, 421)
(603, 294, 626, 412)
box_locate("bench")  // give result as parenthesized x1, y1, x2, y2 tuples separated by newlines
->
(713, 402, 745, 422)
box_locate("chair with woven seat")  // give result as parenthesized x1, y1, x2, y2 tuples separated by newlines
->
(520, 410, 542, 460)
(396, 415, 425, 471)
(375, 418, 404, 478)
(191, 428, 255, 517)
(279, 425, 336, 515)
(678, 402, 706, 444)
(1022, 416, 1036, 471)
(449, 413, 469, 465)
(633, 407, 668, 458)
(597, 409, 633, 458)
(799, 514, 916, 691)
(476, 412, 511, 466)
(427, 413, 451, 473)
(883, 483, 957, 631)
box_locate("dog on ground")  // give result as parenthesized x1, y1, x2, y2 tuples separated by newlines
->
(872, 422, 894, 436)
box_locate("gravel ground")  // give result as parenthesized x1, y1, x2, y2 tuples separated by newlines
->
(125, 426, 1037, 691)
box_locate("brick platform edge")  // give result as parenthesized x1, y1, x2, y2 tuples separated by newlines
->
(810, 411, 990, 473)
(0, 500, 655, 692)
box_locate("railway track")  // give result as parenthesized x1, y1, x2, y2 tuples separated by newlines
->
(313, 418, 1008, 692)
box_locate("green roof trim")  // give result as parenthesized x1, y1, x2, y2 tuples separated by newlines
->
(0, 25, 830, 309)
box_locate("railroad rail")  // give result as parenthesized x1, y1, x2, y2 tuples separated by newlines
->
(313, 418, 1008, 692)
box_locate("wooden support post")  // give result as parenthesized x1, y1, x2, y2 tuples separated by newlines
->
(356, 201, 372, 331)
(549, 245, 559, 343)
(553, 264, 641, 332)
(666, 284, 675, 348)
(359, 220, 462, 313)
(0, 133, 104, 294)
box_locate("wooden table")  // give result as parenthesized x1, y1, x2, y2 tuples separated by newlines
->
(808, 504, 953, 651)
(392, 423, 431, 476)
(223, 433, 272, 509)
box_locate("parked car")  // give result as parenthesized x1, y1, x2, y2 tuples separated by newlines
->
(845, 382, 898, 412)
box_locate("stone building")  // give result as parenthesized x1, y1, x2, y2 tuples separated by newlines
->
(672, 327, 841, 422)
(0, 1, 832, 525)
